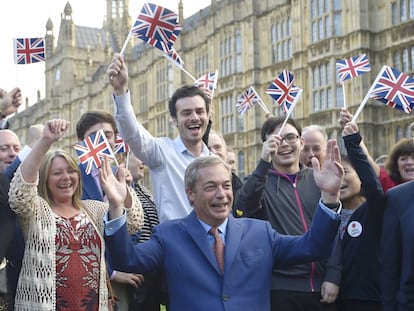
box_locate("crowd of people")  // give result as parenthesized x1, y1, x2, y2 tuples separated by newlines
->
(1, 53, 414, 311)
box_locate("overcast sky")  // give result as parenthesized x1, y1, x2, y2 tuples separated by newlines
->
(0, 0, 209, 108)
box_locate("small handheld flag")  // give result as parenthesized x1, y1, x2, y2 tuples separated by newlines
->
(73, 129, 115, 175)
(336, 53, 371, 83)
(14, 38, 45, 64)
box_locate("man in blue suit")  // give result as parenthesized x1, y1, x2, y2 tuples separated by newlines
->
(104, 140, 343, 311)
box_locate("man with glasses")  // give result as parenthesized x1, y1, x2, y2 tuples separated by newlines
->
(235, 117, 340, 311)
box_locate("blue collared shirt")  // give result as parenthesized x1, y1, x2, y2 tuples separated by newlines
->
(198, 218, 228, 246)
(113, 92, 210, 223)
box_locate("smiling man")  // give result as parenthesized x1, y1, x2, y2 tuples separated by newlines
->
(107, 53, 211, 223)
(235, 117, 341, 311)
(105, 155, 342, 311)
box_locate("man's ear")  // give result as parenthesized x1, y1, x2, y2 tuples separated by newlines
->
(186, 188, 194, 205)
(171, 117, 178, 127)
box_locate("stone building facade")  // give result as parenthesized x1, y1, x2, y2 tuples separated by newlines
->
(9, 0, 414, 179)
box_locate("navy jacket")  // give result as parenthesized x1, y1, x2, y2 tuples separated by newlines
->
(337, 132, 384, 302)
(382, 179, 414, 310)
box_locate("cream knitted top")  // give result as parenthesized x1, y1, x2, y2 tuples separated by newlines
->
(9, 166, 144, 311)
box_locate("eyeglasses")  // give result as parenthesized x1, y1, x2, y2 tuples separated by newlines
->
(281, 134, 300, 144)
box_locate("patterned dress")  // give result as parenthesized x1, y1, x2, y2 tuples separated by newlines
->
(55, 213, 101, 311)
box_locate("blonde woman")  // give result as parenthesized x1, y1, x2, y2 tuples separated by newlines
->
(9, 119, 143, 310)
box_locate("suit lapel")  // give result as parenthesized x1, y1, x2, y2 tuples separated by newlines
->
(224, 215, 242, 273)
(182, 212, 222, 274)
(182, 212, 243, 276)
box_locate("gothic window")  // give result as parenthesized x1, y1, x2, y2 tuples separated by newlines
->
(156, 63, 172, 101)
(220, 94, 235, 134)
(220, 29, 243, 77)
(391, 0, 414, 24)
(311, 61, 335, 112)
(311, 0, 341, 43)
(271, 17, 292, 63)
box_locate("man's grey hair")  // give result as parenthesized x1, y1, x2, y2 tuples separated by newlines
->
(185, 156, 230, 192)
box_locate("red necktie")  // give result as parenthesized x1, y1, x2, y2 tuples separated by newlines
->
(209, 227, 224, 274)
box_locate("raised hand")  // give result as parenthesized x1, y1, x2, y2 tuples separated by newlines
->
(0, 87, 22, 117)
(312, 139, 343, 203)
(99, 156, 127, 218)
(261, 134, 281, 163)
(107, 53, 128, 96)
(43, 119, 69, 142)
(342, 121, 359, 137)
(338, 108, 353, 130)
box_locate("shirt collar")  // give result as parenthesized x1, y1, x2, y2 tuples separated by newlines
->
(198, 217, 228, 236)
(175, 136, 210, 157)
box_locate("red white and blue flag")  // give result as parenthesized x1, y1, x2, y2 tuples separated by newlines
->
(73, 129, 115, 175)
(113, 134, 130, 154)
(237, 86, 261, 115)
(132, 3, 178, 45)
(194, 72, 217, 91)
(368, 65, 414, 113)
(14, 38, 45, 64)
(266, 69, 302, 114)
(336, 53, 371, 83)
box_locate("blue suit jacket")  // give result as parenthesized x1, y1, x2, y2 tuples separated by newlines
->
(382, 180, 414, 311)
(80, 167, 104, 201)
(106, 204, 339, 311)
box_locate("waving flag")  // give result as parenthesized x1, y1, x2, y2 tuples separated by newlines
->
(368, 65, 414, 113)
(336, 53, 371, 83)
(194, 72, 218, 91)
(14, 38, 45, 64)
(73, 129, 114, 175)
(266, 70, 302, 114)
(113, 134, 130, 153)
(237, 86, 261, 115)
(132, 3, 178, 45)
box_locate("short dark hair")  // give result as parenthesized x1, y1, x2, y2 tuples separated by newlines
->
(168, 85, 210, 118)
(76, 111, 118, 140)
(260, 117, 302, 142)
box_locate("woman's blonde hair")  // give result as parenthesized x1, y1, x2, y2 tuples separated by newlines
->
(38, 149, 83, 209)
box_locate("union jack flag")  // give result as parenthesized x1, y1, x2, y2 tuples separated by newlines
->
(336, 53, 371, 83)
(14, 38, 45, 64)
(266, 70, 302, 113)
(368, 65, 414, 113)
(73, 129, 115, 175)
(236, 86, 261, 115)
(113, 134, 130, 153)
(194, 72, 217, 91)
(132, 3, 178, 45)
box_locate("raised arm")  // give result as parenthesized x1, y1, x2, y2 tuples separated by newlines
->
(339, 108, 380, 177)
(20, 119, 69, 183)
